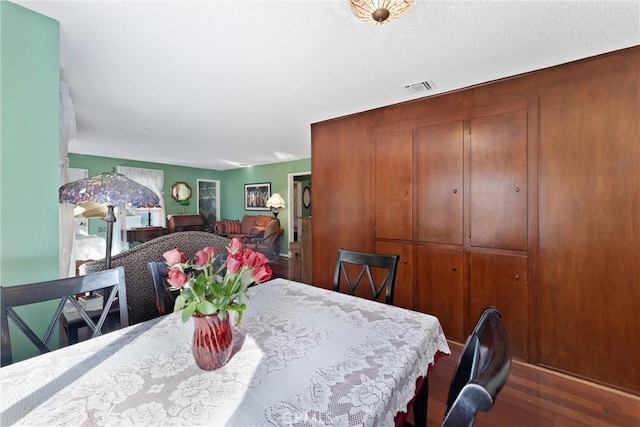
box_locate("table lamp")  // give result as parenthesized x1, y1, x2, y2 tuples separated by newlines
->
(266, 193, 286, 218)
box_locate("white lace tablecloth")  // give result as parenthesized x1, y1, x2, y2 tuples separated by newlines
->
(0, 279, 450, 426)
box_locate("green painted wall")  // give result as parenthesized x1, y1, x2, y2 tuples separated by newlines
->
(68, 153, 224, 234)
(0, 1, 309, 364)
(69, 154, 312, 251)
(220, 159, 311, 249)
(0, 1, 60, 361)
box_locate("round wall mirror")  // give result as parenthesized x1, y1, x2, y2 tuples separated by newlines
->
(302, 186, 311, 209)
(170, 181, 192, 202)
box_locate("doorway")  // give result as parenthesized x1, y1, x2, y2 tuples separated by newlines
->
(287, 172, 311, 243)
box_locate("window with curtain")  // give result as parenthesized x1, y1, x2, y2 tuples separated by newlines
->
(115, 166, 166, 228)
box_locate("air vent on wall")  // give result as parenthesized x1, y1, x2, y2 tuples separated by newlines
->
(404, 79, 436, 95)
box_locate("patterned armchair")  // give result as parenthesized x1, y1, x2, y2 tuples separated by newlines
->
(84, 231, 231, 325)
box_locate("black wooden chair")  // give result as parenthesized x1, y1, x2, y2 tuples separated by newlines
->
(442, 307, 511, 427)
(0, 267, 128, 367)
(148, 255, 227, 316)
(147, 261, 177, 316)
(333, 248, 400, 304)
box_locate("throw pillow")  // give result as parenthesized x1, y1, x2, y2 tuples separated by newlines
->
(255, 216, 272, 228)
(223, 219, 241, 235)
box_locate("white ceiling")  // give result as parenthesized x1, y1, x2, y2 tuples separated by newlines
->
(14, 0, 640, 171)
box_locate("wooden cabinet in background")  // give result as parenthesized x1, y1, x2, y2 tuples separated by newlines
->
(300, 217, 312, 284)
(375, 105, 529, 346)
(312, 48, 639, 393)
(416, 246, 465, 341)
(376, 241, 414, 310)
(417, 120, 464, 245)
(374, 128, 413, 241)
(123, 226, 167, 244)
(469, 110, 528, 251)
(468, 252, 528, 358)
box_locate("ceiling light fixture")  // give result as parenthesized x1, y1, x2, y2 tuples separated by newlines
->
(350, 0, 412, 24)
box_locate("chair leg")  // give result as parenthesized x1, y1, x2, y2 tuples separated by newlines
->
(66, 324, 80, 345)
(413, 376, 428, 427)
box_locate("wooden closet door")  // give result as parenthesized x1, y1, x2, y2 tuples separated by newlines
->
(469, 109, 527, 251)
(417, 121, 464, 245)
(469, 252, 528, 358)
(376, 241, 414, 310)
(416, 246, 464, 341)
(374, 128, 413, 240)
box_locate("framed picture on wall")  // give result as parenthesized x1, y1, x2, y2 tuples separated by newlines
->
(244, 182, 271, 210)
(197, 179, 220, 227)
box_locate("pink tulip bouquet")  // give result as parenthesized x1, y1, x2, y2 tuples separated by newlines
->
(162, 238, 272, 324)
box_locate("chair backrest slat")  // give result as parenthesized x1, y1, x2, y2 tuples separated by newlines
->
(333, 248, 400, 305)
(148, 261, 176, 316)
(148, 255, 229, 317)
(0, 267, 128, 367)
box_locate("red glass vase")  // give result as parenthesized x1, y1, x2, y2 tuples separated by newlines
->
(191, 313, 233, 370)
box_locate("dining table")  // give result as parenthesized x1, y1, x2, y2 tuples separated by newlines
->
(0, 278, 450, 426)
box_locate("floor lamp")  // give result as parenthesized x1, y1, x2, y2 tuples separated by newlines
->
(59, 171, 159, 270)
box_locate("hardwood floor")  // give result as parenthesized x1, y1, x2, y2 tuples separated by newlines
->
(270, 253, 301, 282)
(270, 256, 640, 426)
(427, 342, 639, 426)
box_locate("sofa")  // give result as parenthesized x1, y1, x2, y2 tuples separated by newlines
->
(214, 214, 273, 242)
(84, 231, 231, 325)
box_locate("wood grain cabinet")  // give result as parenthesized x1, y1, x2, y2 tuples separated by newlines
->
(417, 120, 464, 245)
(416, 246, 464, 341)
(468, 252, 528, 358)
(469, 110, 528, 251)
(300, 217, 312, 284)
(123, 226, 167, 243)
(374, 105, 529, 345)
(374, 128, 413, 241)
(312, 48, 640, 393)
(376, 241, 414, 310)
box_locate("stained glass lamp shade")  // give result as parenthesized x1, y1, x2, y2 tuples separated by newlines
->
(59, 171, 160, 269)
